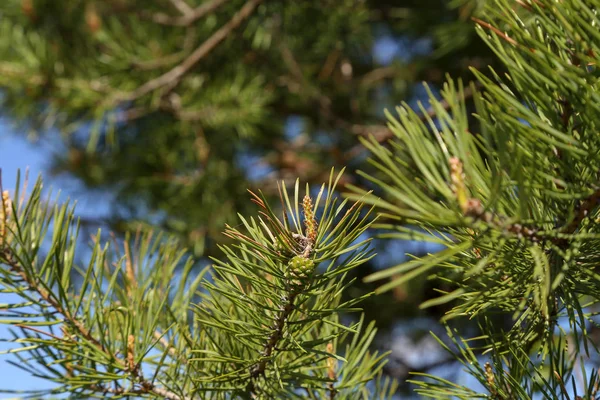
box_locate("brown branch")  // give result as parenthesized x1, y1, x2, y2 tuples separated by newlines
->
(456, 185, 600, 248)
(514, 0, 532, 11)
(515, 0, 545, 10)
(472, 17, 536, 53)
(2, 252, 110, 354)
(123, 0, 261, 102)
(15, 324, 64, 341)
(451, 153, 600, 246)
(247, 291, 298, 396)
(131, 52, 186, 71)
(88, 384, 186, 400)
(472, 17, 519, 47)
(317, 48, 341, 81)
(147, 0, 230, 26)
(450, 158, 545, 243)
(463, 198, 543, 242)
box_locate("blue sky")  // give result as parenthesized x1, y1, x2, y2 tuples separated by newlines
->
(0, 124, 52, 395)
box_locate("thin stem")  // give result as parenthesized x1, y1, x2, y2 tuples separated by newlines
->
(246, 197, 317, 396)
(247, 291, 298, 396)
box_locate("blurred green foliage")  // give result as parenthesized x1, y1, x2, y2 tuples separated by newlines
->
(0, 0, 492, 254)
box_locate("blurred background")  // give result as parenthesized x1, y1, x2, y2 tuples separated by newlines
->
(0, 0, 498, 396)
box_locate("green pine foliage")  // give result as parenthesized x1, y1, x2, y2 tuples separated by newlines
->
(347, 0, 600, 398)
(0, 170, 396, 399)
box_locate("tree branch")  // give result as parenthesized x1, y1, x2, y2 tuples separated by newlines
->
(123, 0, 262, 102)
(359, 66, 401, 88)
(247, 290, 298, 393)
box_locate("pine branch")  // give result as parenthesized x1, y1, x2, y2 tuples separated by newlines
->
(246, 195, 318, 396)
(449, 157, 598, 246)
(246, 290, 298, 396)
(0, 248, 192, 400)
(189, 172, 381, 397)
(122, 0, 262, 102)
(87, 384, 187, 400)
(1, 251, 109, 354)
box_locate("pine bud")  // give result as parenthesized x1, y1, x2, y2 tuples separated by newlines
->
(302, 195, 318, 244)
(0, 191, 12, 247)
(449, 157, 469, 214)
(285, 255, 315, 288)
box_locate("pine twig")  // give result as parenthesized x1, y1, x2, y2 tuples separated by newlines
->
(560, 187, 600, 236)
(248, 291, 298, 383)
(449, 157, 545, 243)
(450, 157, 600, 246)
(246, 194, 318, 396)
(472, 17, 537, 54)
(472, 17, 519, 47)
